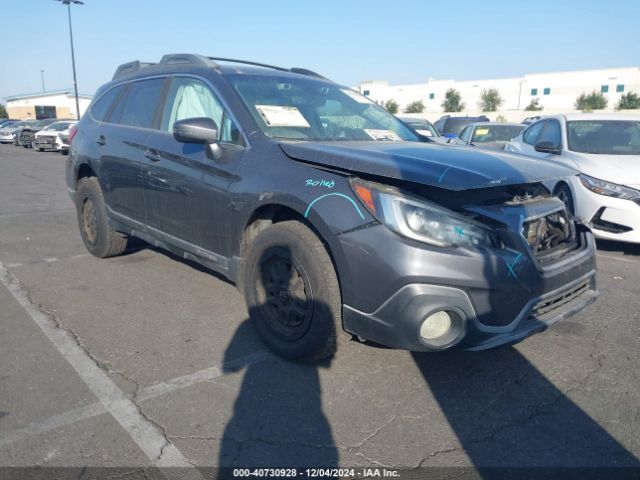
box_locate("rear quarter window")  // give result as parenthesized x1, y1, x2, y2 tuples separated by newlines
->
(89, 85, 125, 122)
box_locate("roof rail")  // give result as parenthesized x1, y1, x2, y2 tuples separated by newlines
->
(112, 60, 156, 80)
(112, 55, 328, 81)
(289, 67, 328, 80)
(208, 57, 288, 72)
(208, 57, 328, 80)
(159, 53, 216, 67)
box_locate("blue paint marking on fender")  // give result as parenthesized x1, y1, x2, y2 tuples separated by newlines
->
(304, 193, 366, 220)
(505, 252, 524, 278)
(438, 166, 451, 184)
(454, 226, 465, 237)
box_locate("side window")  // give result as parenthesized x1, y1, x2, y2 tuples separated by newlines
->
(523, 121, 546, 145)
(90, 85, 124, 122)
(161, 77, 241, 145)
(220, 113, 242, 145)
(537, 120, 562, 148)
(115, 78, 166, 129)
(161, 78, 223, 133)
(460, 126, 472, 142)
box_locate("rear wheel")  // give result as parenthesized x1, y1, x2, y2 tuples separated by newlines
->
(76, 177, 128, 258)
(242, 221, 346, 362)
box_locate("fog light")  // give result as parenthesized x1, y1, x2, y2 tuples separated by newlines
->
(420, 311, 452, 340)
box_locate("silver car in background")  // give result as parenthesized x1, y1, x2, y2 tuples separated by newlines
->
(449, 122, 526, 150)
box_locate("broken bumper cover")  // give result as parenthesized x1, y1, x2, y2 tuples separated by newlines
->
(336, 224, 598, 352)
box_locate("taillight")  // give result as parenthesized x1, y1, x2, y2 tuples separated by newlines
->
(69, 125, 78, 144)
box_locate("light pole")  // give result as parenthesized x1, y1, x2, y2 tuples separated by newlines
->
(40, 70, 45, 93)
(517, 79, 526, 111)
(55, 0, 84, 120)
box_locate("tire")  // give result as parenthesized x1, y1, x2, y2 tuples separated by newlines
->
(242, 221, 346, 362)
(76, 177, 128, 258)
(555, 183, 575, 215)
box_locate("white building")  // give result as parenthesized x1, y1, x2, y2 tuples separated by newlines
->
(355, 66, 640, 121)
(4, 89, 93, 120)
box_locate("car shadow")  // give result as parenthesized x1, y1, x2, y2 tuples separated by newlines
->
(412, 348, 640, 473)
(217, 244, 338, 476)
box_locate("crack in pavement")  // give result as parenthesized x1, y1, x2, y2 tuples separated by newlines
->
(0, 262, 202, 480)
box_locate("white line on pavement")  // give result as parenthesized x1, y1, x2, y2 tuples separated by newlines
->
(0, 208, 75, 219)
(596, 253, 640, 265)
(0, 262, 203, 479)
(6, 253, 91, 269)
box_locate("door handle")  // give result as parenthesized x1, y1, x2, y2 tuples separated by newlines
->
(95, 135, 106, 146)
(144, 149, 161, 162)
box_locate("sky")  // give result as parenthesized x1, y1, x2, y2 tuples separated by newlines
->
(1, 0, 639, 100)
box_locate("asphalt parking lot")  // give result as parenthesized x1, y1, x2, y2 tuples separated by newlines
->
(1, 145, 639, 478)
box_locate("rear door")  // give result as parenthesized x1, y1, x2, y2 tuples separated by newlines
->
(97, 77, 167, 225)
(143, 75, 245, 258)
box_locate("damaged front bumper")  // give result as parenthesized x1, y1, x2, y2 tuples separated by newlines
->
(332, 197, 599, 352)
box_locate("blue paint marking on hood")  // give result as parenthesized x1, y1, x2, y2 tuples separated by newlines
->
(280, 141, 578, 191)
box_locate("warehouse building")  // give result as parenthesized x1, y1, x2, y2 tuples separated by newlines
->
(4, 89, 93, 120)
(355, 66, 640, 119)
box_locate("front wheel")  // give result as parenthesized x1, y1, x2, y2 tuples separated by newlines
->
(555, 183, 575, 215)
(242, 221, 346, 362)
(76, 177, 128, 258)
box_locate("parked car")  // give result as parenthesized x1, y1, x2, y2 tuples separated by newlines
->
(67, 54, 598, 361)
(398, 117, 438, 138)
(11, 119, 37, 145)
(449, 122, 526, 150)
(0, 119, 20, 128)
(18, 118, 61, 148)
(522, 115, 544, 125)
(434, 115, 490, 138)
(505, 114, 640, 244)
(33, 120, 78, 152)
(0, 120, 34, 144)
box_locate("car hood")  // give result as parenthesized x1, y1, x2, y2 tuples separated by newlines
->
(280, 141, 577, 191)
(564, 152, 640, 186)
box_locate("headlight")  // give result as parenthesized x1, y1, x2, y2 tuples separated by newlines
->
(350, 179, 495, 248)
(579, 174, 640, 201)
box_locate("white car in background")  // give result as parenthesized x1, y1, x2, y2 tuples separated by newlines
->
(33, 120, 78, 153)
(505, 114, 640, 244)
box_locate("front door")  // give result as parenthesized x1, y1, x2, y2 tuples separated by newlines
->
(143, 76, 245, 257)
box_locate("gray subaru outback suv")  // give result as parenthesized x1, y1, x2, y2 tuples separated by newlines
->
(66, 54, 598, 361)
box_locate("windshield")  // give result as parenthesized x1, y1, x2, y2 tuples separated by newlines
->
(48, 122, 73, 131)
(229, 74, 418, 142)
(567, 120, 640, 155)
(442, 118, 479, 135)
(472, 124, 525, 143)
(404, 120, 438, 137)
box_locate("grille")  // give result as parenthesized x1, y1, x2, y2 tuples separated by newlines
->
(530, 281, 590, 319)
(522, 210, 578, 259)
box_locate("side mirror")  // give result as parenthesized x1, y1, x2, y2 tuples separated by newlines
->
(535, 141, 561, 155)
(173, 117, 218, 144)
